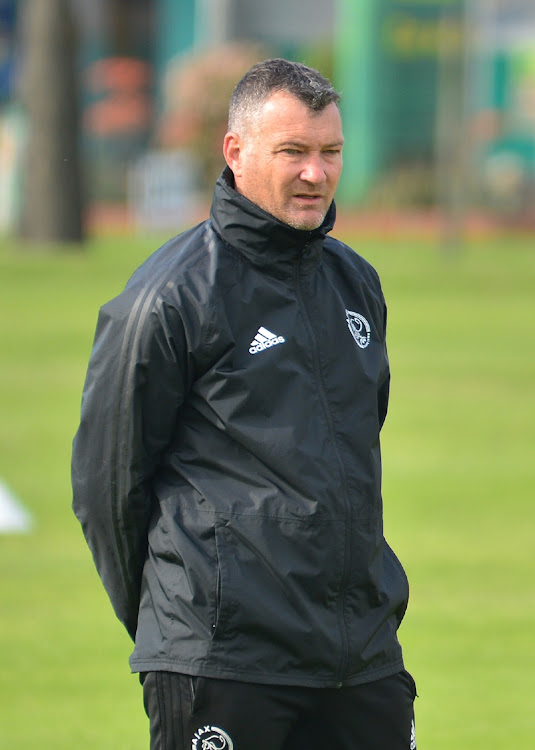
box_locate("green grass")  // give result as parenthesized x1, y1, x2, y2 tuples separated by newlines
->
(1, 231, 534, 749)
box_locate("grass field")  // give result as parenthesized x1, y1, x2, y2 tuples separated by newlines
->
(0, 229, 534, 749)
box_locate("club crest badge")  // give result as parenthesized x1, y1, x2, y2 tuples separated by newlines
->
(192, 725, 234, 750)
(345, 310, 371, 349)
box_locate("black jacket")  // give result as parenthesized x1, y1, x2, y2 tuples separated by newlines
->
(72, 168, 408, 687)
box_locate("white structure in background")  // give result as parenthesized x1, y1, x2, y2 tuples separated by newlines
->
(0, 480, 33, 533)
(128, 149, 205, 230)
(195, 0, 232, 46)
(0, 106, 24, 233)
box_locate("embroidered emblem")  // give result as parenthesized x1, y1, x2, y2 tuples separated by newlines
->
(192, 725, 234, 750)
(345, 310, 371, 349)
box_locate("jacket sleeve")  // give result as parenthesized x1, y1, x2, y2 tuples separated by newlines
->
(377, 302, 390, 430)
(71, 282, 190, 640)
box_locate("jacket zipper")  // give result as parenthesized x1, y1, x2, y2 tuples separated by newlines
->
(294, 252, 353, 686)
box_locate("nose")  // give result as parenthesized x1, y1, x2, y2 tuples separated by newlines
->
(299, 153, 327, 185)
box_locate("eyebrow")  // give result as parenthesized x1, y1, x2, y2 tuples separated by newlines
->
(277, 139, 344, 149)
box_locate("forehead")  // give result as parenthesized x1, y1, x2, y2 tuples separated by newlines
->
(255, 91, 343, 145)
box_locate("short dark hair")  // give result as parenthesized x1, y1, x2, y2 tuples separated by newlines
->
(228, 58, 340, 132)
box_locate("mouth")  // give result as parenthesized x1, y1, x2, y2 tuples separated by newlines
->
(293, 194, 323, 204)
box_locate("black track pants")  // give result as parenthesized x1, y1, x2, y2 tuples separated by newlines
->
(141, 669, 417, 750)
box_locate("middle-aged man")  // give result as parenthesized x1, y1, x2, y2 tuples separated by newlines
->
(72, 59, 417, 750)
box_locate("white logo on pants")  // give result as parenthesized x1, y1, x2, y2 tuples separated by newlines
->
(192, 725, 234, 750)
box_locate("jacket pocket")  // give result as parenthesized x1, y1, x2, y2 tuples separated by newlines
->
(148, 502, 220, 644)
(211, 513, 345, 674)
(213, 564, 222, 632)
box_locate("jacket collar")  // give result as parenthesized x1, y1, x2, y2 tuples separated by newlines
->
(209, 167, 336, 277)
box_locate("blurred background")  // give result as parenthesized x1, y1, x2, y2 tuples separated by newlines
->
(1, 0, 535, 242)
(1, 2, 534, 749)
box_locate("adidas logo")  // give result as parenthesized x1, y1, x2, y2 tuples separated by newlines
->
(249, 326, 285, 355)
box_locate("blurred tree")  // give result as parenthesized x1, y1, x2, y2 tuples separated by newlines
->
(109, 0, 153, 57)
(18, 0, 85, 243)
(157, 43, 269, 193)
(110, 0, 130, 55)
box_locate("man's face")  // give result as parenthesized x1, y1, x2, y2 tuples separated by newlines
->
(224, 91, 344, 231)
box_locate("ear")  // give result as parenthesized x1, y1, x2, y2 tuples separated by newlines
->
(223, 131, 243, 177)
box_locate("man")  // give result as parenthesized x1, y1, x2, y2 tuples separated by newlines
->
(72, 59, 417, 750)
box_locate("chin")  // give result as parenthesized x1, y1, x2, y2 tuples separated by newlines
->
(286, 215, 323, 231)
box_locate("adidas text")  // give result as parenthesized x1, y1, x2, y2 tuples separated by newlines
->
(249, 327, 285, 355)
